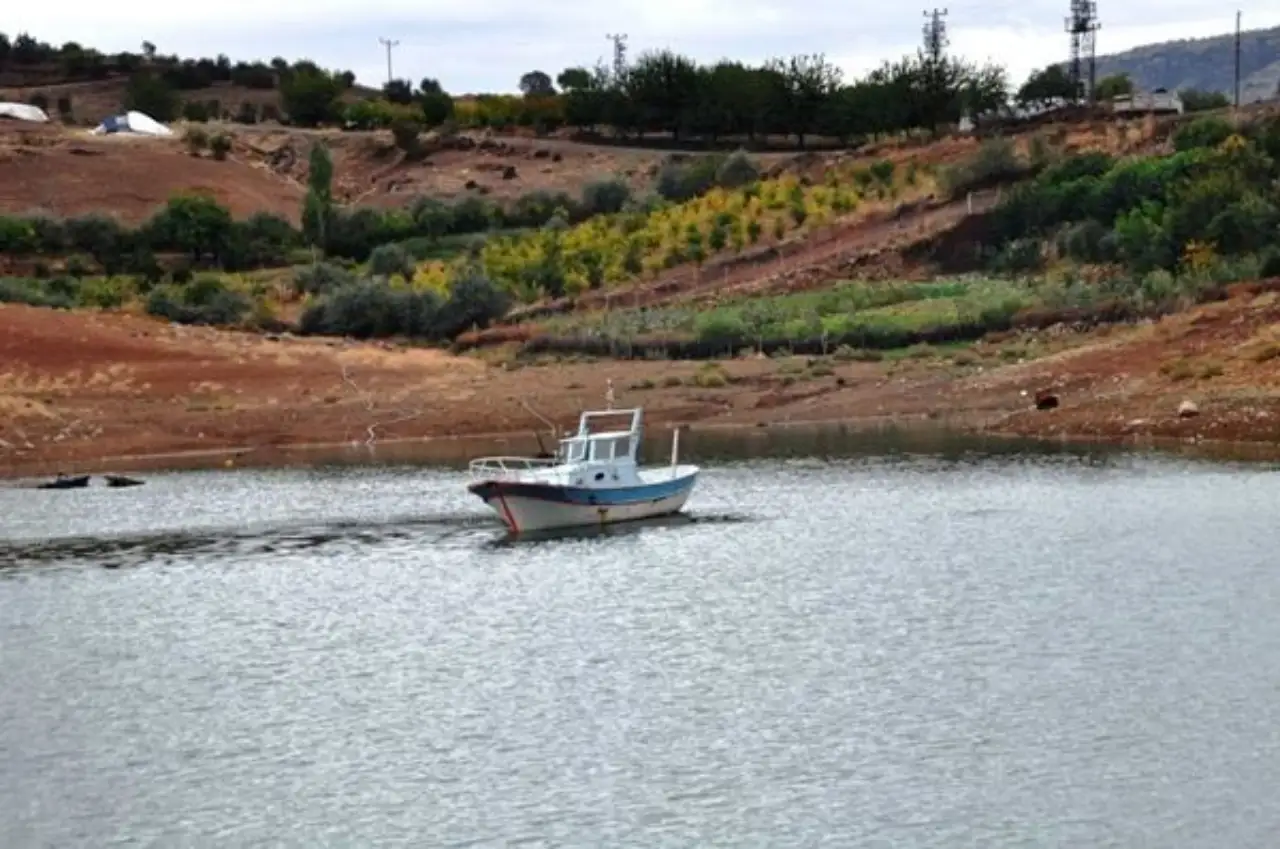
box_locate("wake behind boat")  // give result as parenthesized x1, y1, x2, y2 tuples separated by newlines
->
(467, 405, 698, 534)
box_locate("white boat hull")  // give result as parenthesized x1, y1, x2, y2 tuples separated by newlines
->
(481, 487, 692, 533)
(469, 468, 698, 534)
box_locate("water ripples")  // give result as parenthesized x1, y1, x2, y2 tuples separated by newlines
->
(2, 455, 1280, 846)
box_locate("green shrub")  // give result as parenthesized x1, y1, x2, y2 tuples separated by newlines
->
(299, 282, 443, 338)
(0, 278, 73, 308)
(1259, 248, 1280, 278)
(77, 277, 133, 309)
(182, 101, 210, 122)
(433, 268, 510, 338)
(1038, 151, 1114, 186)
(449, 196, 499, 234)
(208, 133, 232, 161)
(694, 311, 748, 348)
(505, 190, 574, 228)
(654, 154, 729, 202)
(293, 261, 356, 295)
(225, 212, 297, 271)
(184, 126, 208, 154)
(714, 149, 760, 189)
(299, 268, 508, 341)
(145, 275, 250, 326)
(988, 238, 1044, 274)
(367, 243, 413, 279)
(1172, 116, 1233, 152)
(25, 216, 66, 253)
(939, 138, 1027, 197)
(580, 178, 632, 216)
(343, 98, 423, 130)
(408, 197, 455, 240)
(869, 159, 895, 185)
(1112, 206, 1174, 273)
(0, 216, 38, 254)
(390, 117, 422, 153)
(63, 214, 127, 266)
(1204, 194, 1279, 256)
(1056, 220, 1113, 263)
(325, 206, 414, 260)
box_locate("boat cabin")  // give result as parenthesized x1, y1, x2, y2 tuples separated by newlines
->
(556, 408, 642, 467)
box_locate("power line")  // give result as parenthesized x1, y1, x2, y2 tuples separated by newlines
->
(378, 37, 400, 84)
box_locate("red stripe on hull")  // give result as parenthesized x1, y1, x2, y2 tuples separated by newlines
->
(497, 493, 519, 532)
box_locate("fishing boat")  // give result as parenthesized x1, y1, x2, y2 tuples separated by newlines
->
(467, 405, 699, 534)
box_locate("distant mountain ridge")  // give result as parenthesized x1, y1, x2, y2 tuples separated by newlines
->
(1088, 24, 1280, 103)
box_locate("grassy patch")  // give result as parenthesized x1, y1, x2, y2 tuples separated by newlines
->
(536, 277, 1032, 357)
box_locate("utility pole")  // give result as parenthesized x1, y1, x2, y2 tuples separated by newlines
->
(605, 33, 628, 81)
(922, 8, 949, 65)
(1234, 11, 1242, 108)
(920, 10, 949, 134)
(378, 37, 399, 84)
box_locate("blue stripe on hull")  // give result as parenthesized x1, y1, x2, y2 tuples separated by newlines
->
(469, 474, 696, 507)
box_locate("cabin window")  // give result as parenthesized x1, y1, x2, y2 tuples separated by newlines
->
(560, 440, 586, 463)
(589, 439, 611, 462)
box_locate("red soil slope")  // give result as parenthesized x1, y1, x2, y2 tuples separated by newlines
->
(0, 125, 305, 223)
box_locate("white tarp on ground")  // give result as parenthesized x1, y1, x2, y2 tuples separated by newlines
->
(91, 110, 174, 137)
(0, 102, 50, 122)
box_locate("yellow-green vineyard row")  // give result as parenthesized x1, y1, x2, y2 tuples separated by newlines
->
(410, 163, 931, 300)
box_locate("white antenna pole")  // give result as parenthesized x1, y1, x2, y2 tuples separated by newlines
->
(670, 428, 679, 478)
(605, 379, 615, 410)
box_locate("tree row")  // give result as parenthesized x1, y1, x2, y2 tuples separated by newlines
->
(3, 28, 1234, 145)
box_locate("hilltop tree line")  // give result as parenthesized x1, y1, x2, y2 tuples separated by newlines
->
(523, 50, 1005, 146)
(0, 31, 357, 93)
(353, 47, 1011, 146)
(4, 28, 1237, 140)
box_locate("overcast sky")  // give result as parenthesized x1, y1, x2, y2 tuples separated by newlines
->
(7, 1, 1275, 93)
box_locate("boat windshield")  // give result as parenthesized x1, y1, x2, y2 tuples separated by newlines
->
(557, 434, 632, 463)
(557, 438, 587, 463)
(591, 435, 632, 461)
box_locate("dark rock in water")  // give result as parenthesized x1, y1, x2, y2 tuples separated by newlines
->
(36, 474, 90, 490)
(104, 474, 144, 488)
(1034, 390, 1060, 411)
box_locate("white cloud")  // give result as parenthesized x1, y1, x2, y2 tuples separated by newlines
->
(5, 1, 1279, 92)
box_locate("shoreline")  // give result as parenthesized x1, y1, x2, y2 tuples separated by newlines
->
(4, 416, 1279, 486)
(6, 294, 1280, 484)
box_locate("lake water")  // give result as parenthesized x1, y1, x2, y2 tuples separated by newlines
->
(2, 436, 1280, 847)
